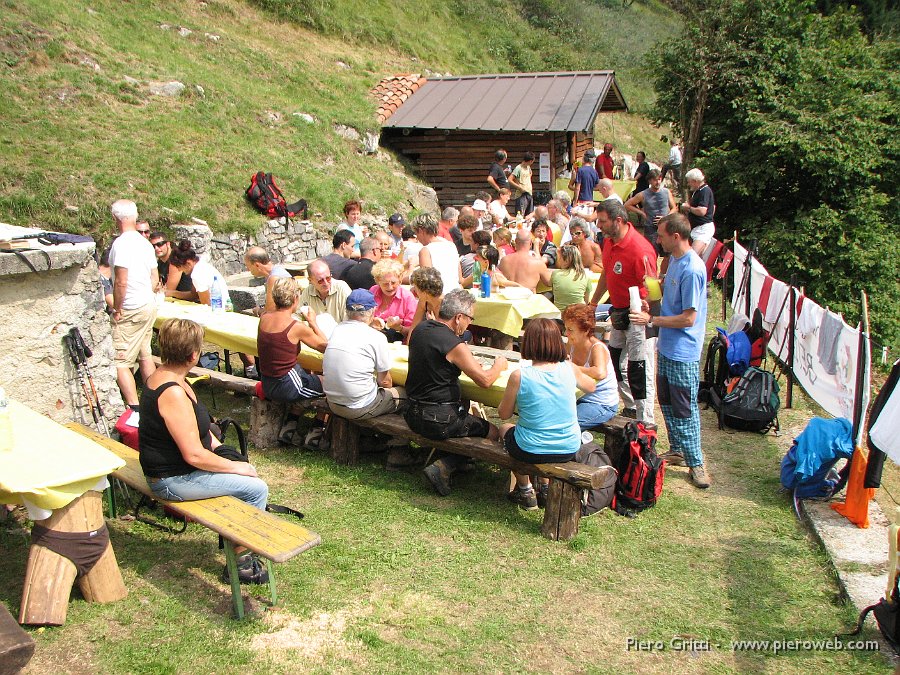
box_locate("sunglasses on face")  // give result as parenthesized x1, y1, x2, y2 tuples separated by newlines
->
(314, 276, 332, 284)
(138, 229, 151, 236)
(151, 241, 167, 248)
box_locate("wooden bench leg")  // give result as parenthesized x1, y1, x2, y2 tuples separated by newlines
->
(223, 544, 245, 620)
(266, 560, 277, 606)
(540, 480, 582, 541)
(18, 546, 78, 626)
(250, 398, 286, 449)
(78, 544, 127, 604)
(330, 416, 360, 465)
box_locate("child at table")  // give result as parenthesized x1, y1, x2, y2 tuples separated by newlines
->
(475, 246, 520, 292)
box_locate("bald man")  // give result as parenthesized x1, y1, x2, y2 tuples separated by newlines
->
(244, 246, 291, 312)
(299, 259, 351, 323)
(497, 229, 552, 293)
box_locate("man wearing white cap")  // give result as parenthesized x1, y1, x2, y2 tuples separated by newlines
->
(472, 198, 489, 229)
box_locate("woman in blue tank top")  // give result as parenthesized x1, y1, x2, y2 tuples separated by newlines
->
(498, 319, 597, 510)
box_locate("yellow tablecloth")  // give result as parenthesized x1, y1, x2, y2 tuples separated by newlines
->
(155, 300, 518, 408)
(472, 291, 560, 336)
(0, 400, 125, 510)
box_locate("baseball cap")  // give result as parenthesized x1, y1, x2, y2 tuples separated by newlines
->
(346, 289, 377, 312)
(388, 212, 405, 226)
(472, 199, 488, 211)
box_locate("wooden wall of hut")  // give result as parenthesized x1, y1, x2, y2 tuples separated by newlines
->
(381, 128, 595, 209)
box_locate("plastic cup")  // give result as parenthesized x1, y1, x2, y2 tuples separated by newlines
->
(645, 276, 662, 301)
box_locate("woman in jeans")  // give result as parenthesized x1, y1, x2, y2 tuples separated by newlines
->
(498, 318, 596, 510)
(563, 303, 619, 431)
(138, 318, 269, 584)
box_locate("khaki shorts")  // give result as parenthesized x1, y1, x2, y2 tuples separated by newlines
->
(328, 386, 406, 421)
(112, 303, 157, 369)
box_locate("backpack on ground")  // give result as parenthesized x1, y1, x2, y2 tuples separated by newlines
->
(575, 441, 617, 516)
(709, 366, 780, 434)
(245, 171, 307, 221)
(614, 421, 665, 515)
(700, 328, 750, 404)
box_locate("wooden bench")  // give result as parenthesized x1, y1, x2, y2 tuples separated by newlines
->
(66, 423, 321, 619)
(173, 362, 634, 541)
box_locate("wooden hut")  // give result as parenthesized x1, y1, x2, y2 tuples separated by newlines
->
(376, 71, 627, 208)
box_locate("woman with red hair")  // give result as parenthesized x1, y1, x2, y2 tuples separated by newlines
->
(498, 318, 596, 509)
(563, 304, 619, 431)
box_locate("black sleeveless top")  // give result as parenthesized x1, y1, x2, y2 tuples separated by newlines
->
(139, 381, 213, 478)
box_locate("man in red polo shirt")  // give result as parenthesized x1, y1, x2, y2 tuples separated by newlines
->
(595, 143, 615, 181)
(590, 200, 658, 425)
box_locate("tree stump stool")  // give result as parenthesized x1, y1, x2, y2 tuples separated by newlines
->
(18, 490, 126, 626)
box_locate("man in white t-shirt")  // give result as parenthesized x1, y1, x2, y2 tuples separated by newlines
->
(108, 199, 159, 407)
(323, 289, 406, 421)
(415, 213, 465, 294)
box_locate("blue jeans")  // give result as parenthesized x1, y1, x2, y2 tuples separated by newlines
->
(149, 470, 269, 511)
(576, 401, 618, 431)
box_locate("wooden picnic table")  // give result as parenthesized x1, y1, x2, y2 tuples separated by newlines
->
(0, 400, 127, 625)
(155, 300, 519, 407)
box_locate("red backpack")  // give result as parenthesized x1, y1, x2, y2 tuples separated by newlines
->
(614, 421, 665, 515)
(245, 172, 307, 220)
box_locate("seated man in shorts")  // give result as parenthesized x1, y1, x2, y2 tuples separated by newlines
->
(404, 289, 508, 495)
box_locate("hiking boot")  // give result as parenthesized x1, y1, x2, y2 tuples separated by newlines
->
(222, 553, 269, 585)
(659, 451, 686, 466)
(689, 465, 711, 489)
(423, 460, 452, 496)
(536, 483, 549, 509)
(386, 446, 419, 470)
(303, 427, 324, 450)
(507, 486, 539, 511)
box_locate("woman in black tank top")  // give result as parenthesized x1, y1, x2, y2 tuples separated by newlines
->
(139, 318, 269, 584)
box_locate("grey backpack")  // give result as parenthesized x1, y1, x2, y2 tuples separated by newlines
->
(575, 441, 617, 516)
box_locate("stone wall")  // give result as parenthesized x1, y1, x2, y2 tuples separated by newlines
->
(0, 241, 123, 429)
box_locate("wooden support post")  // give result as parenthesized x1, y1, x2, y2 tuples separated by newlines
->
(541, 479, 582, 541)
(19, 491, 125, 626)
(0, 602, 34, 674)
(250, 398, 286, 449)
(330, 416, 360, 465)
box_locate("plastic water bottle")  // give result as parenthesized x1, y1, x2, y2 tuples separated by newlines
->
(481, 271, 491, 298)
(0, 387, 12, 452)
(210, 275, 224, 312)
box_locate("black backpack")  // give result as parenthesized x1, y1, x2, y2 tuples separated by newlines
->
(245, 171, 307, 221)
(709, 366, 780, 434)
(575, 441, 617, 516)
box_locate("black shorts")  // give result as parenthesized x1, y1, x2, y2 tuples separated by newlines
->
(503, 427, 576, 464)
(405, 401, 491, 441)
(260, 364, 323, 403)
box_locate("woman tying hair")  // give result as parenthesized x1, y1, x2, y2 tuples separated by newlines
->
(139, 318, 269, 584)
(168, 240, 230, 308)
(551, 244, 591, 311)
(498, 318, 596, 509)
(474, 245, 519, 291)
(563, 303, 619, 431)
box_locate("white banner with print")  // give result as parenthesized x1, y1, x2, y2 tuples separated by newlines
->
(731, 240, 869, 422)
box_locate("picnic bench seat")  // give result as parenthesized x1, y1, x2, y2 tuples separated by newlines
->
(66, 423, 321, 619)
(179, 364, 634, 541)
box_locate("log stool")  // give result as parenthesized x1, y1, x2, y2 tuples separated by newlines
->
(18, 490, 126, 626)
(0, 602, 33, 675)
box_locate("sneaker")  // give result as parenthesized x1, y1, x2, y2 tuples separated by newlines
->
(245, 365, 259, 380)
(423, 460, 452, 496)
(507, 486, 539, 511)
(536, 483, 549, 509)
(222, 553, 269, 585)
(621, 408, 637, 419)
(278, 420, 299, 446)
(303, 427, 324, 450)
(659, 451, 686, 466)
(689, 465, 711, 489)
(386, 447, 419, 470)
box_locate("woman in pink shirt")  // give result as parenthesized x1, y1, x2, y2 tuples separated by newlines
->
(369, 259, 418, 343)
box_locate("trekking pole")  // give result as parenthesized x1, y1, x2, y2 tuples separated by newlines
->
(69, 328, 107, 426)
(64, 333, 100, 427)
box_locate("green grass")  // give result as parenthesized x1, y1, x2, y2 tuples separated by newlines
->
(0, 0, 680, 245)
(0, 286, 890, 672)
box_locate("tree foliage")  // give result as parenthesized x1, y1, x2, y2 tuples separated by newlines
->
(652, 0, 899, 347)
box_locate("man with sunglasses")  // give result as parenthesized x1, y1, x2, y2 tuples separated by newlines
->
(149, 232, 196, 301)
(567, 220, 603, 273)
(299, 259, 351, 324)
(405, 289, 508, 496)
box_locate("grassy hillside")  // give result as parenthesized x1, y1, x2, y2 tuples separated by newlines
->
(0, 0, 679, 240)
